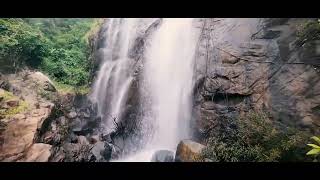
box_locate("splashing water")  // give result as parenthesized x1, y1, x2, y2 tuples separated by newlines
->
(90, 18, 138, 134)
(116, 18, 198, 161)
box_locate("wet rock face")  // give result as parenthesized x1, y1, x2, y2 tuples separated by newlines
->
(193, 18, 320, 141)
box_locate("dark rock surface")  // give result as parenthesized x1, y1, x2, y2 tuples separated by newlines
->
(192, 18, 320, 143)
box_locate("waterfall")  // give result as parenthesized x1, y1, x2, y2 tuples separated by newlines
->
(90, 18, 138, 134)
(91, 18, 198, 161)
(144, 18, 197, 150)
(115, 18, 198, 161)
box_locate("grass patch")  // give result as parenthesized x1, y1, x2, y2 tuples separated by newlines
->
(53, 80, 90, 95)
(3, 100, 28, 117)
(0, 89, 29, 118)
(0, 89, 15, 101)
(200, 110, 312, 162)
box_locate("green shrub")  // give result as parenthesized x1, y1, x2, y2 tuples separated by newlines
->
(296, 19, 320, 46)
(201, 110, 311, 162)
(53, 80, 90, 95)
(306, 136, 320, 161)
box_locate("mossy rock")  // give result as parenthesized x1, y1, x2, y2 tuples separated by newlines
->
(0, 89, 29, 118)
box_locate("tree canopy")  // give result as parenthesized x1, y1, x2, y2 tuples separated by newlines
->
(0, 18, 99, 86)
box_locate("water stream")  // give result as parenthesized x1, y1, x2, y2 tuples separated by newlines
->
(91, 18, 198, 161)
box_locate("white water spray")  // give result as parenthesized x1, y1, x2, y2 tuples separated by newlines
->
(90, 18, 138, 133)
(117, 18, 198, 161)
(91, 18, 198, 161)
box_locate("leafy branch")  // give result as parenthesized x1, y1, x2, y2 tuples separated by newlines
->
(306, 136, 320, 157)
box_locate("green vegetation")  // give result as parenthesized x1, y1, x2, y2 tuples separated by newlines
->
(0, 89, 28, 118)
(0, 18, 47, 70)
(306, 136, 320, 161)
(201, 110, 311, 162)
(4, 100, 28, 117)
(53, 80, 90, 95)
(0, 89, 15, 101)
(0, 18, 102, 87)
(296, 19, 320, 46)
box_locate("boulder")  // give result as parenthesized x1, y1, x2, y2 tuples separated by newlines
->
(175, 140, 206, 162)
(27, 72, 56, 92)
(151, 150, 174, 162)
(67, 111, 77, 119)
(21, 143, 52, 162)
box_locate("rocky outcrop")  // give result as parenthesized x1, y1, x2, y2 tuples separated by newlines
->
(175, 140, 205, 162)
(19, 143, 52, 162)
(27, 72, 56, 92)
(192, 18, 320, 142)
(0, 70, 56, 162)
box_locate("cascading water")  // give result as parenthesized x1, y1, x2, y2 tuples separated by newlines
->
(145, 18, 197, 149)
(115, 18, 198, 161)
(90, 18, 138, 134)
(91, 18, 198, 161)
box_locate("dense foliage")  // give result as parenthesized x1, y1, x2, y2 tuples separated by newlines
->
(0, 18, 100, 86)
(201, 110, 312, 162)
(0, 18, 47, 70)
(296, 19, 320, 46)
